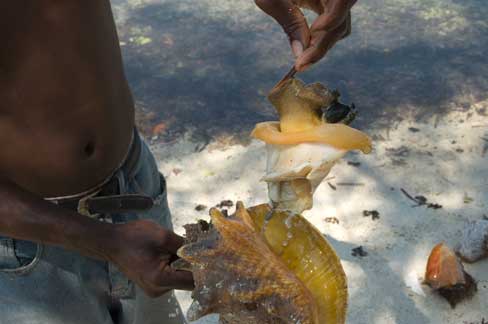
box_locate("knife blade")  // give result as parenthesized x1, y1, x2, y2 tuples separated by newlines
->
(272, 65, 297, 91)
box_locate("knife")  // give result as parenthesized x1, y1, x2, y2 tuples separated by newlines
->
(272, 65, 297, 91)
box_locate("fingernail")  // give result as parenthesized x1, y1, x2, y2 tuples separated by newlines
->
(291, 40, 303, 58)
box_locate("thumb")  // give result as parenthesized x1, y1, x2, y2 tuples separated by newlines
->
(255, 0, 310, 57)
(295, 20, 348, 71)
(160, 229, 186, 255)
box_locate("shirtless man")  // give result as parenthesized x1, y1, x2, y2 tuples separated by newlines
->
(0, 1, 355, 323)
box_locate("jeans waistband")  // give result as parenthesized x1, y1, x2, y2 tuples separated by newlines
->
(45, 128, 153, 217)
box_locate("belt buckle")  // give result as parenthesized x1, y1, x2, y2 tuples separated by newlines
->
(77, 190, 102, 218)
(77, 196, 91, 216)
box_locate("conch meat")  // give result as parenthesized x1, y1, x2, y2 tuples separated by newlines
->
(251, 79, 372, 213)
(176, 202, 348, 324)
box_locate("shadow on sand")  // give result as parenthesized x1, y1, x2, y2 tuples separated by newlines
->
(113, 0, 488, 143)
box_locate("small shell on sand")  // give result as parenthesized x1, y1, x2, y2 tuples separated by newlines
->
(424, 243, 477, 308)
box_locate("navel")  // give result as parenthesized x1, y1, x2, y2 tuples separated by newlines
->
(83, 140, 95, 157)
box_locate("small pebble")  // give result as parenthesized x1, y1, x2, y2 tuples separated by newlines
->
(325, 217, 340, 224)
(215, 200, 234, 208)
(352, 246, 368, 257)
(195, 204, 207, 211)
(363, 210, 380, 220)
(347, 161, 361, 167)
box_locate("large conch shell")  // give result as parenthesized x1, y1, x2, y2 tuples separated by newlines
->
(251, 79, 372, 213)
(176, 202, 347, 324)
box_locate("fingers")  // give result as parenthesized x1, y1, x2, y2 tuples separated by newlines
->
(341, 12, 352, 40)
(310, 0, 354, 32)
(254, 0, 357, 70)
(141, 265, 195, 298)
(162, 269, 195, 291)
(293, 0, 356, 71)
(149, 267, 194, 296)
(295, 19, 349, 71)
(255, 0, 310, 57)
(160, 229, 185, 255)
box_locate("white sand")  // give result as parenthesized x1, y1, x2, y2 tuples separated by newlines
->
(150, 99, 488, 324)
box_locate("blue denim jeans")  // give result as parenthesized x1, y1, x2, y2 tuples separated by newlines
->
(0, 134, 186, 324)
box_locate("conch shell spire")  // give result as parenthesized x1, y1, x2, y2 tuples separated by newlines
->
(251, 78, 372, 213)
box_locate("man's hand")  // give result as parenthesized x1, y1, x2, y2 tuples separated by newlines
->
(0, 178, 194, 298)
(110, 220, 194, 297)
(255, 0, 357, 71)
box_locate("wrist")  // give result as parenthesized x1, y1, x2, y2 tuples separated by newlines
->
(62, 216, 121, 262)
(101, 222, 125, 263)
(94, 221, 123, 262)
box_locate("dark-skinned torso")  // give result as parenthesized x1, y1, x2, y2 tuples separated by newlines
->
(0, 0, 134, 197)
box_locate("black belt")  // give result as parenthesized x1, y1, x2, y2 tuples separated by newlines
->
(56, 130, 154, 216)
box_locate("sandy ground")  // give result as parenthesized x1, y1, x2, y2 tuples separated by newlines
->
(148, 98, 488, 324)
(112, 0, 488, 144)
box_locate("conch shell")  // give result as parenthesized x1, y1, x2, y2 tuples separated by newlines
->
(424, 243, 477, 308)
(176, 202, 348, 323)
(251, 79, 372, 213)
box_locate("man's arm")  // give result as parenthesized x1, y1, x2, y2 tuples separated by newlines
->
(0, 176, 193, 296)
(0, 176, 115, 259)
